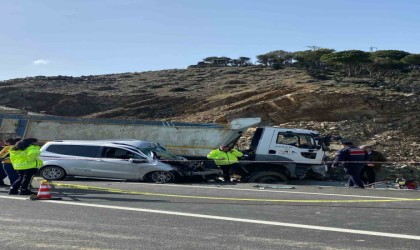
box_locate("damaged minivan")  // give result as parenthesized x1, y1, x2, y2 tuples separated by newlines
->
(39, 140, 222, 183)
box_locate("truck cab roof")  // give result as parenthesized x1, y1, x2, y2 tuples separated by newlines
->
(263, 127, 319, 135)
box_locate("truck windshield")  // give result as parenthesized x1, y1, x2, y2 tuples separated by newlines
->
(276, 133, 316, 149)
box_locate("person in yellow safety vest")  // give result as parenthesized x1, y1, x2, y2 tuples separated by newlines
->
(0, 139, 7, 187)
(207, 145, 246, 183)
(8, 138, 43, 195)
(0, 138, 20, 187)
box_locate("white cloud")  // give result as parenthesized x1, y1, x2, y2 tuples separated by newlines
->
(33, 59, 50, 65)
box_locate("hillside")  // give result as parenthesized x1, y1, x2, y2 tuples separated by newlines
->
(1, 66, 419, 181)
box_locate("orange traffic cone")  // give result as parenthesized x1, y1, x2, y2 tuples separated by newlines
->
(37, 181, 52, 199)
(30, 180, 62, 200)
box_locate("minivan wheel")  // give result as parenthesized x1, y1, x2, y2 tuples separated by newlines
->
(40, 166, 66, 180)
(147, 171, 175, 184)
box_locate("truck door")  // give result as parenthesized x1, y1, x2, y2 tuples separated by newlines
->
(268, 132, 323, 165)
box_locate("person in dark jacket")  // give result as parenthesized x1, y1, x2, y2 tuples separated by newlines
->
(360, 145, 387, 185)
(332, 141, 368, 189)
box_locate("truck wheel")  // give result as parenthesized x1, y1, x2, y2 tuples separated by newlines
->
(247, 171, 287, 184)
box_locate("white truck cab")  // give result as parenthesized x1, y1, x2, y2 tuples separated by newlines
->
(234, 127, 330, 183)
(253, 127, 325, 163)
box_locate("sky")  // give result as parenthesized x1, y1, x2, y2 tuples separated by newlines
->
(1, 0, 419, 80)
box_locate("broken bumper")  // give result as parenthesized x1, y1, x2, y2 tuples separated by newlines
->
(184, 169, 223, 177)
(311, 164, 328, 175)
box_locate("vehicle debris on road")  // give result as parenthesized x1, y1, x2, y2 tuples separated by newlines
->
(253, 184, 296, 190)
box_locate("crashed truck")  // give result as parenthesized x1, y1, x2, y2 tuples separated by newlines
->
(0, 111, 331, 183)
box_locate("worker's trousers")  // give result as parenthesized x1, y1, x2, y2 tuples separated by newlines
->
(219, 163, 247, 182)
(3, 163, 18, 185)
(360, 165, 376, 185)
(9, 168, 37, 194)
(0, 166, 7, 185)
(344, 166, 365, 189)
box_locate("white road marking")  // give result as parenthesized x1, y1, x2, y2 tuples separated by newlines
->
(124, 182, 405, 200)
(1, 195, 419, 241)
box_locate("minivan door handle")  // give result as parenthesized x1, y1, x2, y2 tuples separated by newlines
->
(268, 150, 276, 154)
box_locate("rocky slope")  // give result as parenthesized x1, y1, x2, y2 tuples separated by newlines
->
(1, 66, 419, 182)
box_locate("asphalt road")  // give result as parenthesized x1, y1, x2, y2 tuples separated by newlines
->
(1, 179, 419, 250)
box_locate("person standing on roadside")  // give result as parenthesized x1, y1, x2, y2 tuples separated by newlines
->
(207, 145, 245, 183)
(332, 141, 368, 189)
(0, 138, 20, 187)
(360, 145, 387, 185)
(8, 138, 43, 195)
(0, 139, 8, 187)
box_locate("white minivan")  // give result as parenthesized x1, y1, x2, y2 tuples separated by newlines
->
(39, 140, 221, 183)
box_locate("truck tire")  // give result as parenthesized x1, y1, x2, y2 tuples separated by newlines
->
(247, 171, 288, 184)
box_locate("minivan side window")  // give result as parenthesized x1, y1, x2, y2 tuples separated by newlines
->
(102, 147, 145, 160)
(45, 145, 101, 157)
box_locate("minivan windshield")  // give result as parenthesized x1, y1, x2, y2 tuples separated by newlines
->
(137, 145, 184, 160)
